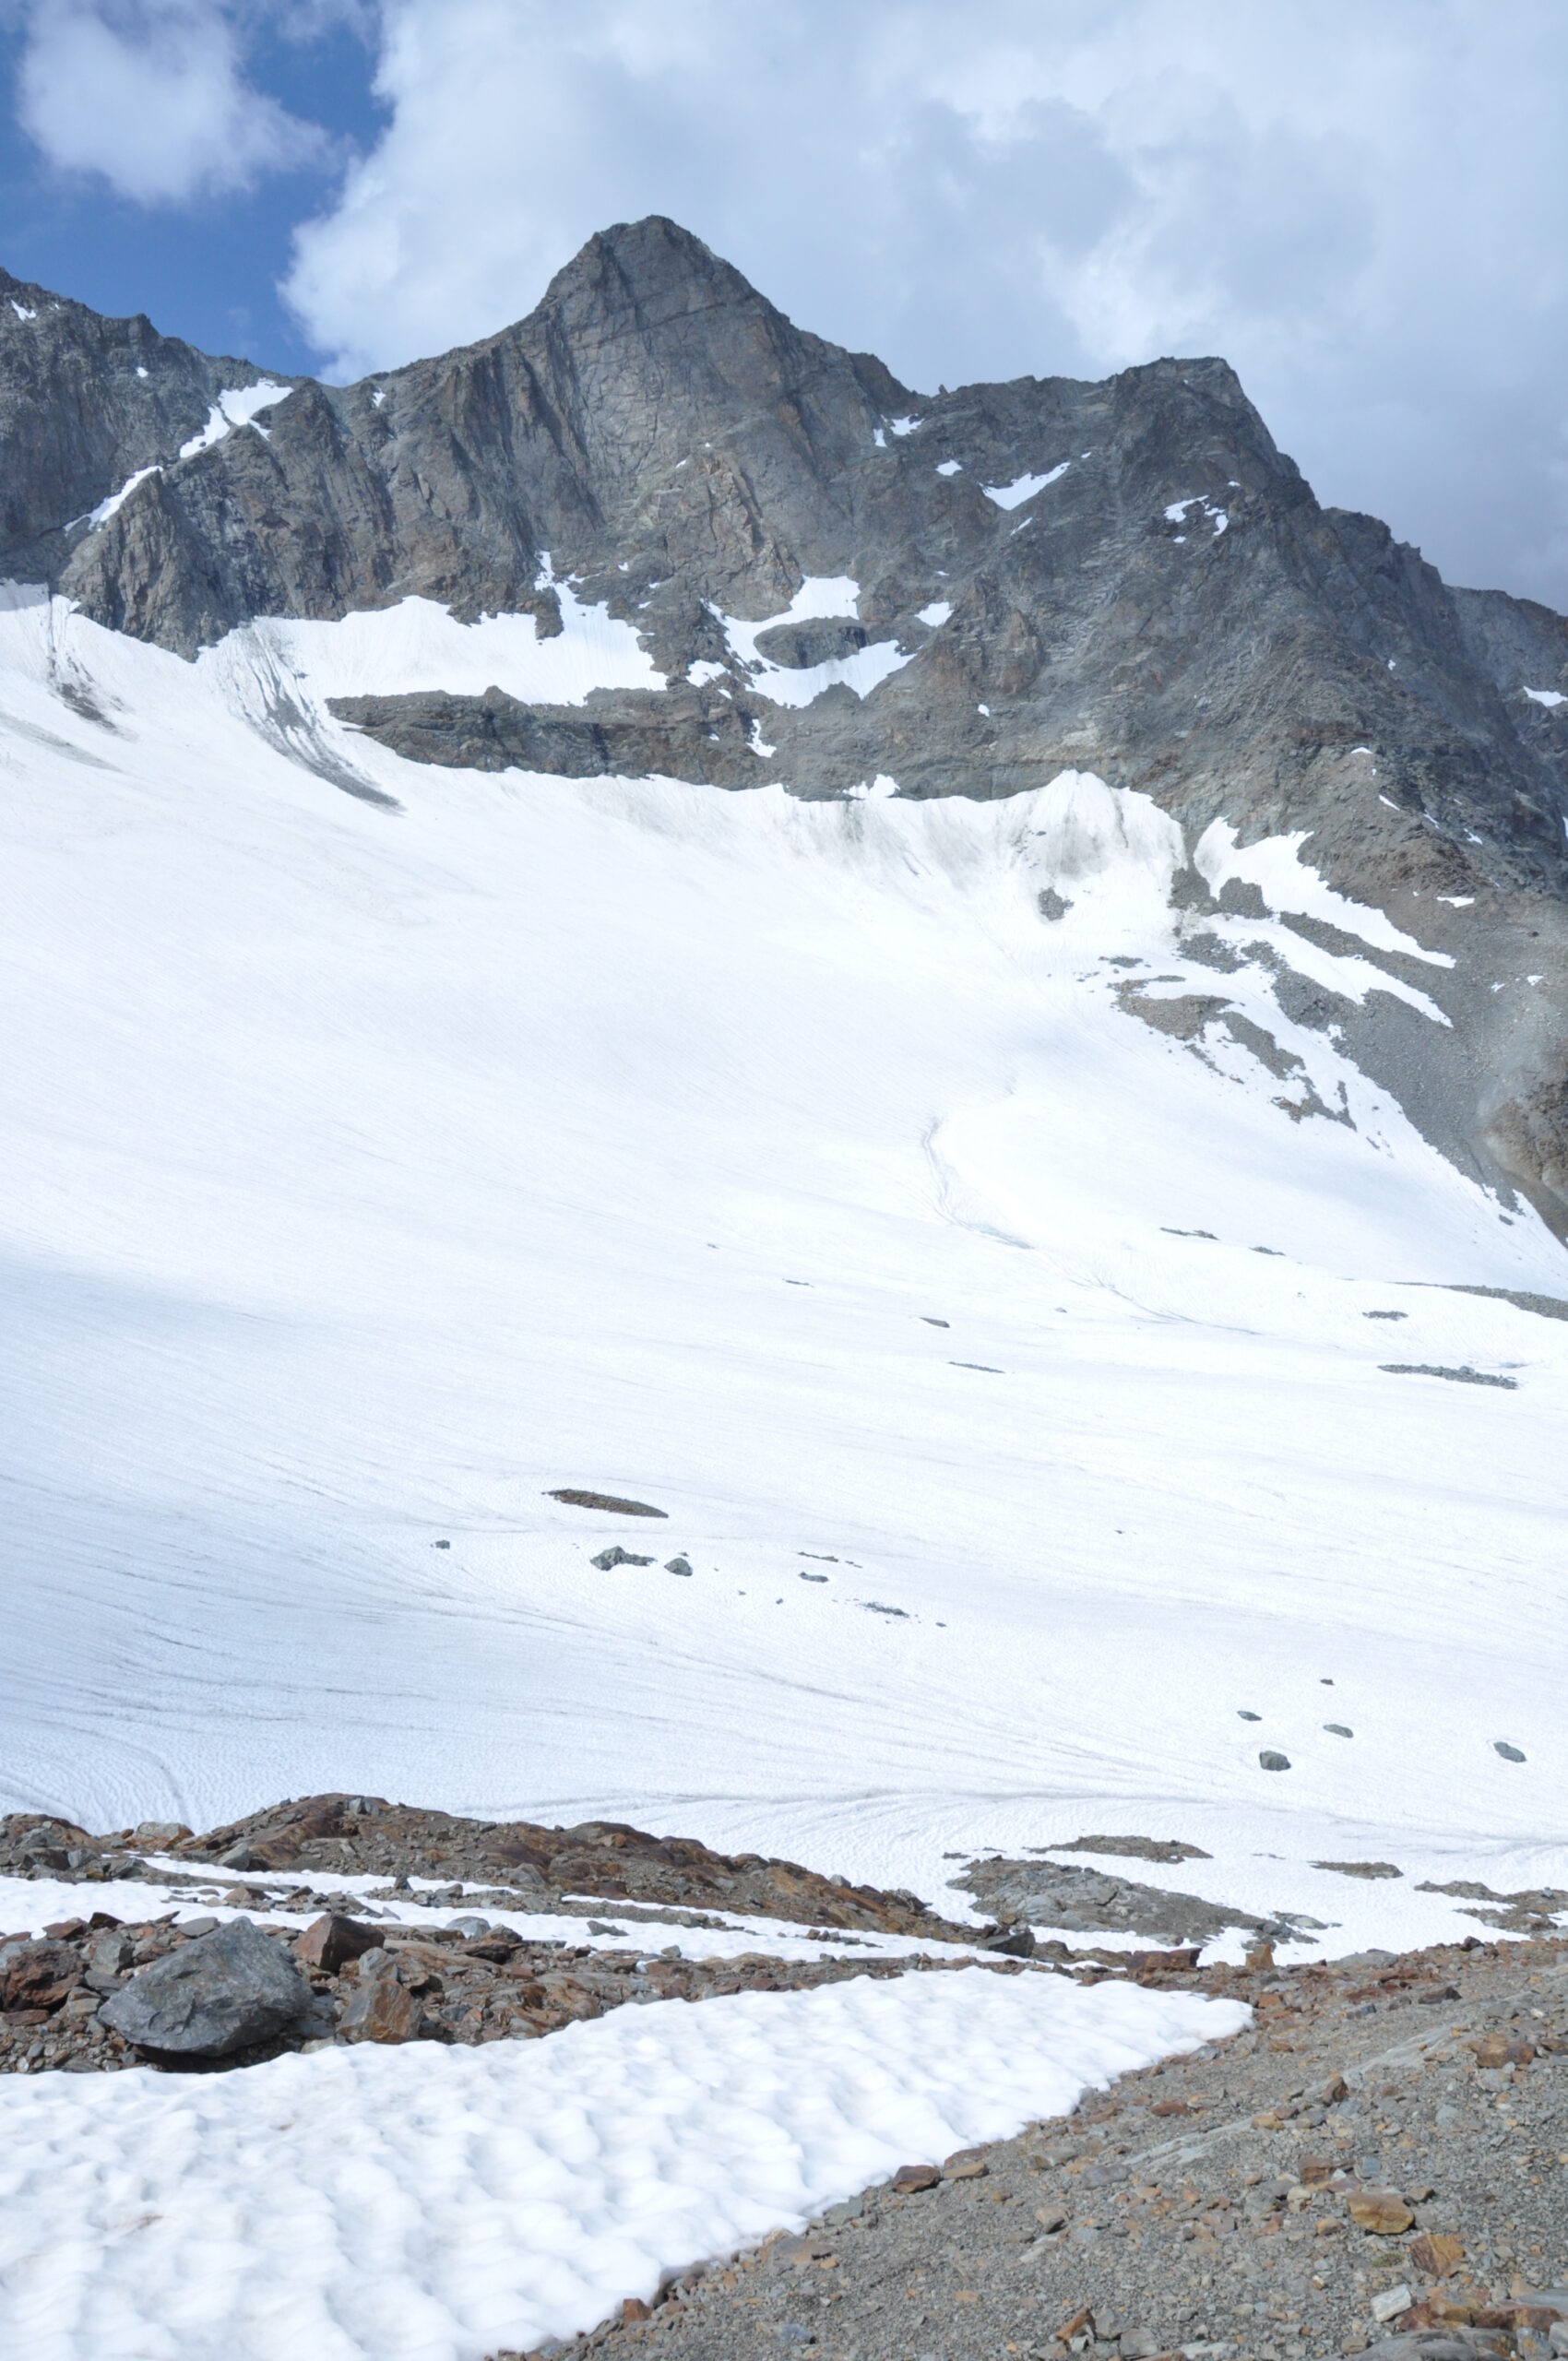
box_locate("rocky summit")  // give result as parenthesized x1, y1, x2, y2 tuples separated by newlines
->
(4, 214, 1568, 1228)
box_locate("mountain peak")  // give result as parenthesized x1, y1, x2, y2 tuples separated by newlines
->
(540, 216, 769, 330)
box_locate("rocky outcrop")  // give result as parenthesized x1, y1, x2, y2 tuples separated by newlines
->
(166, 1793, 958, 1940)
(954, 1855, 1324, 1949)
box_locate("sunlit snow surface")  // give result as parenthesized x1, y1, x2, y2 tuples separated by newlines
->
(2, 587, 1567, 1953)
(0, 1969, 1243, 2360)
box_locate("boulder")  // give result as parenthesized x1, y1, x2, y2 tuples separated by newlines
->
(100, 1916, 311, 2057)
(338, 1951, 424, 2043)
(0, 1937, 81, 2012)
(294, 1913, 383, 1975)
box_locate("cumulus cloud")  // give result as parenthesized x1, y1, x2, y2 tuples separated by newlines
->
(16, 0, 331, 205)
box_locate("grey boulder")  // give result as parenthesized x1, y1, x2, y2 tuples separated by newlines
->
(100, 1916, 312, 2058)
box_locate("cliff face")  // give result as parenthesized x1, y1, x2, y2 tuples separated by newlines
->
(5, 215, 1568, 1228)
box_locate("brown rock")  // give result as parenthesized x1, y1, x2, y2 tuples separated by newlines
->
(1410, 2234, 1465, 2279)
(892, 2163, 941, 2192)
(623, 2298, 651, 2323)
(0, 1939, 82, 2013)
(1055, 2308, 1095, 2343)
(1348, 2189, 1415, 2235)
(944, 2149, 989, 2178)
(294, 1914, 383, 1975)
(338, 1956, 423, 2043)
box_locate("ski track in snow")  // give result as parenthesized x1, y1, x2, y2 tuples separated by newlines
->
(0, 1968, 1245, 2361)
(1, 586, 1566, 1962)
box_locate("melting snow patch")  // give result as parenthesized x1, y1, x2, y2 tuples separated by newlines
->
(687, 658, 729, 687)
(1525, 686, 1565, 708)
(1165, 496, 1227, 536)
(10, 301, 37, 322)
(372, 387, 386, 409)
(983, 462, 1068, 509)
(136, 366, 148, 380)
(0, 1968, 1242, 2361)
(918, 600, 953, 627)
(77, 465, 162, 530)
(1195, 820, 1454, 970)
(888, 415, 920, 435)
(936, 458, 963, 477)
(711, 577, 913, 709)
(179, 380, 292, 459)
(1437, 896, 1475, 908)
(873, 426, 886, 448)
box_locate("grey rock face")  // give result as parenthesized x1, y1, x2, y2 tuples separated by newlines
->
(98, 1916, 312, 2057)
(953, 1854, 1320, 1946)
(0, 264, 289, 593)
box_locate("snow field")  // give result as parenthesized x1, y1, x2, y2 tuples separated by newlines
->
(1, 588, 1566, 1948)
(0, 1965, 1247, 2361)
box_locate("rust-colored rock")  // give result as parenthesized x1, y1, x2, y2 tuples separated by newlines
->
(891, 2163, 941, 2192)
(1348, 2187, 1415, 2234)
(1410, 2231, 1466, 2278)
(0, 1939, 81, 2013)
(294, 1914, 383, 1975)
(337, 1957, 422, 2044)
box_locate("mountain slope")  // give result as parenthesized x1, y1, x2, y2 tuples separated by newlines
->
(1, 223, 1567, 1945)
(6, 217, 1568, 1230)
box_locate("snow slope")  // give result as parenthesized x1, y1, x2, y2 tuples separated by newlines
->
(3, 587, 1567, 1949)
(0, 1967, 1244, 2360)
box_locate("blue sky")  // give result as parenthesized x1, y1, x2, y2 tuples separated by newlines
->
(0, 7, 381, 370)
(3, 2, 1568, 610)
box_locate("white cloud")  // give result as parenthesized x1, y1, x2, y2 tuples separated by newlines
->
(17, 1, 330, 205)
